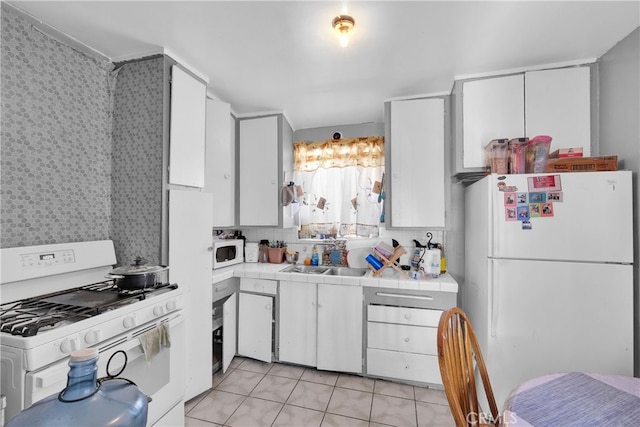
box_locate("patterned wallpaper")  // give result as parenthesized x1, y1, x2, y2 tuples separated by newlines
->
(111, 57, 165, 266)
(0, 6, 112, 248)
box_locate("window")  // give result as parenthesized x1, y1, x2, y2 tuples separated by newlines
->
(292, 136, 384, 239)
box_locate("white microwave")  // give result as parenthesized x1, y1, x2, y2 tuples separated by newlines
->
(212, 239, 244, 269)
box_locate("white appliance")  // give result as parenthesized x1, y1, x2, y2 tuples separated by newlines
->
(0, 241, 185, 426)
(212, 239, 244, 269)
(464, 171, 634, 407)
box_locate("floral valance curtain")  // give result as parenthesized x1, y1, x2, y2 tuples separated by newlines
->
(293, 136, 385, 239)
(293, 136, 384, 172)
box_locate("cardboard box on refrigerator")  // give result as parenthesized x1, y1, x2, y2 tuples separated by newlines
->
(549, 147, 584, 158)
(544, 156, 618, 173)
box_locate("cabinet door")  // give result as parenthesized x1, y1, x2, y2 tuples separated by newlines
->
(462, 74, 525, 168)
(222, 292, 237, 373)
(279, 281, 317, 366)
(168, 190, 213, 400)
(239, 116, 279, 226)
(205, 98, 235, 227)
(390, 98, 445, 227)
(169, 65, 207, 187)
(525, 67, 591, 155)
(317, 284, 362, 373)
(238, 292, 273, 362)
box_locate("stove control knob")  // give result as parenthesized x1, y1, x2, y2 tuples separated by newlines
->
(60, 337, 80, 354)
(153, 305, 165, 316)
(123, 315, 137, 329)
(165, 300, 177, 311)
(84, 329, 103, 345)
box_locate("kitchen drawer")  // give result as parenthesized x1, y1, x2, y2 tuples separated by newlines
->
(368, 305, 442, 327)
(364, 287, 456, 310)
(240, 278, 277, 295)
(367, 322, 437, 355)
(213, 278, 239, 302)
(366, 348, 442, 385)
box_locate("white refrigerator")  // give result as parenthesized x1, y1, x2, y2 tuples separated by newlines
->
(464, 171, 634, 407)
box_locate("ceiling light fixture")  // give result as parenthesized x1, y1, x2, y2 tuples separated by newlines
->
(332, 14, 355, 48)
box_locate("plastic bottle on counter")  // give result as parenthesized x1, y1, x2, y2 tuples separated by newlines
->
(311, 245, 319, 266)
(6, 348, 148, 427)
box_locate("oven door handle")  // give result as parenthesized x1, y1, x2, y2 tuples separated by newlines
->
(99, 312, 184, 367)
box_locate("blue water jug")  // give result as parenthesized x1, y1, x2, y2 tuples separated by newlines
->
(6, 348, 148, 427)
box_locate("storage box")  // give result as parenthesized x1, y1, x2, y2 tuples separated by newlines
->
(525, 135, 552, 173)
(484, 138, 509, 175)
(507, 137, 528, 174)
(549, 147, 584, 158)
(544, 156, 618, 173)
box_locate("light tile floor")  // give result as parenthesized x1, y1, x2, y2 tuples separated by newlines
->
(185, 357, 455, 427)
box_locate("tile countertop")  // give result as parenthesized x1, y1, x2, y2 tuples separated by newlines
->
(212, 263, 458, 293)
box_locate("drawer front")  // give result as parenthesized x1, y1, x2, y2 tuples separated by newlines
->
(367, 322, 437, 355)
(364, 287, 456, 310)
(366, 348, 442, 385)
(213, 278, 239, 302)
(368, 305, 442, 327)
(240, 278, 277, 295)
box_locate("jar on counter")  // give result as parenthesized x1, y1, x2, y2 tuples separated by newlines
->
(258, 240, 270, 263)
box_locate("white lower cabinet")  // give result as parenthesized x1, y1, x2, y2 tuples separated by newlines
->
(366, 305, 443, 385)
(237, 278, 276, 363)
(278, 281, 317, 366)
(317, 284, 363, 374)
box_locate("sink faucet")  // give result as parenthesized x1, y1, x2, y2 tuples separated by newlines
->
(314, 239, 343, 265)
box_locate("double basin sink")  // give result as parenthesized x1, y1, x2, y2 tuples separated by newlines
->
(282, 265, 369, 277)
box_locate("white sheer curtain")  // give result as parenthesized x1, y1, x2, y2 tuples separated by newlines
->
(293, 137, 384, 238)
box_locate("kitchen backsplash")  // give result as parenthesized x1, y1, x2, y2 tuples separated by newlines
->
(0, 5, 112, 248)
(111, 57, 165, 266)
(241, 226, 445, 268)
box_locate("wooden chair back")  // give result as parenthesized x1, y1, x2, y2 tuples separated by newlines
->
(437, 307, 500, 427)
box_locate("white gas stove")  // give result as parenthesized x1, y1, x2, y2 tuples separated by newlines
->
(0, 241, 185, 426)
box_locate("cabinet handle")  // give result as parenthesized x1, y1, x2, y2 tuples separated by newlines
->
(376, 292, 434, 301)
(404, 337, 410, 342)
(404, 314, 411, 320)
(265, 304, 271, 310)
(207, 247, 213, 252)
(224, 173, 230, 179)
(404, 364, 410, 370)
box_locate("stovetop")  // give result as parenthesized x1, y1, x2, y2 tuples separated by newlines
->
(0, 280, 178, 337)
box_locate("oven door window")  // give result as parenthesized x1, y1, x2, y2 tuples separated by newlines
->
(24, 312, 185, 425)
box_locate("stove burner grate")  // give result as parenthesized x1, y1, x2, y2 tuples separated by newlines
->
(0, 280, 178, 337)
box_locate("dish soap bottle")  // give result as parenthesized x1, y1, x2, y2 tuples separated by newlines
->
(311, 245, 319, 266)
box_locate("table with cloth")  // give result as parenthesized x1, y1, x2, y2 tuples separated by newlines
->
(503, 372, 640, 427)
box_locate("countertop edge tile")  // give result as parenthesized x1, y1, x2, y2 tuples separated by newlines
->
(214, 263, 458, 293)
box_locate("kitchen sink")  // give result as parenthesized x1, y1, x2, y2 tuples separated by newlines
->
(282, 265, 331, 274)
(325, 267, 368, 277)
(281, 265, 368, 277)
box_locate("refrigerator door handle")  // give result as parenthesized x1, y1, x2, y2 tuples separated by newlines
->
(490, 261, 498, 337)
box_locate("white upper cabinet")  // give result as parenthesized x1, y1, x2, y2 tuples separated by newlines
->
(238, 114, 294, 227)
(388, 97, 446, 228)
(455, 65, 593, 175)
(525, 67, 591, 155)
(169, 65, 207, 187)
(462, 74, 525, 169)
(205, 98, 235, 228)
